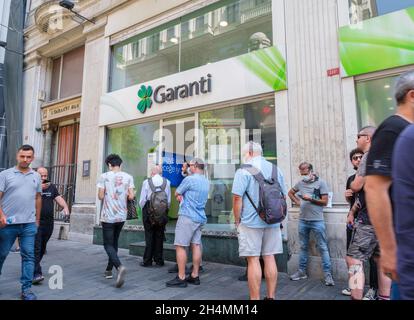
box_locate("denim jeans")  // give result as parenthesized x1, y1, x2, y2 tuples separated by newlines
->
(102, 221, 124, 271)
(299, 220, 332, 274)
(0, 223, 37, 292)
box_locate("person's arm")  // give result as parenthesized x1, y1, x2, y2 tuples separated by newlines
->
(175, 178, 190, 202)
(98, 188, 105, 201)
(0, 192, 6, 228)
(288, 188, 301, 206)
(350, 175, 364, 192)
(166, 181, 171, 208)
(35, 192, 42, 226)
(138, 181, 148, 209)
(347, 201, 359, 226)
(302, 194, 328, 206)
(232, 195, 242, 227)
(365, 175, 397, 279)
(128, 188, 135, 201)
(54, 196, 70, 215)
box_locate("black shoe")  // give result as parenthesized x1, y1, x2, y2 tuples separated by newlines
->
(140, 262, 152, 267)
(166, 275, 188, 288)
(238, 274, 248, 281)
(263, 297, 274, 300)
(186, 274, 200, 285)
(154, 262, 164, 267)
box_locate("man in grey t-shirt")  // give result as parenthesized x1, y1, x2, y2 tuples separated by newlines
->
(0, 145, 42, 300)
(288, 162, 334, 286)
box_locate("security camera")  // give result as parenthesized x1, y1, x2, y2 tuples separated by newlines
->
(59, 0, 75, 10)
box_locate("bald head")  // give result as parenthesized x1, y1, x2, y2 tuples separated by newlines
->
(150, 165, 162, 176)
(37, 167, 48, 180)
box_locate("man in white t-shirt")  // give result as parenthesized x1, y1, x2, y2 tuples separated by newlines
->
(97, 154, 135, 288)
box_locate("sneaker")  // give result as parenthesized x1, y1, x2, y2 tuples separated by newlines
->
(21, 290, 37, 300)
(140, 262, 152, 267)
(186, 274, 200, 285)
(341, 287, 351, 296)
(104, 270, 113, 279)
(363, 288, 377, 300)
(290, 270, 308, 281)
(263, 297, 275, 300)
(32, 274, 45, 284)
(238, 274, 248, 281)
(115, 265, 126, 288)
(324, 273, 335, 286)
(166, 275, 188, 288)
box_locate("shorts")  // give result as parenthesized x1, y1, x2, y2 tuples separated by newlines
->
(237, 223, 283, 257)
(174, 215, 203, 247)
(347, 222, 380, 261)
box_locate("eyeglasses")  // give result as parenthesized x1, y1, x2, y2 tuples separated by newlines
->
(352, 155, 363, 161)
(357, 134, 368, 139)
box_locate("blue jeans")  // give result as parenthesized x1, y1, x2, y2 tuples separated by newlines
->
(299, 220, 332, 274)
(0, 223, 37, 292)
(391, 281, 401, 300)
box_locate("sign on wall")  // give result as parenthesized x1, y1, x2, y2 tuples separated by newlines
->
(339, 7, 414, 77)
(99, 46, 287, 126)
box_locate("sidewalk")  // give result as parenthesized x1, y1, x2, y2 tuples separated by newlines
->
(0, 239, 348, 300)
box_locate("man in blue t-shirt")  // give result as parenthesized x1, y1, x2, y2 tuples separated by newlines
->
(232, 141, 286, 300)
(166, 158, 209, 288)
(392, 124, 414, 300)
(0, 145, 42, 300)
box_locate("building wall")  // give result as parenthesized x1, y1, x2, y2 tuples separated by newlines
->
(284, 0, 349, 280)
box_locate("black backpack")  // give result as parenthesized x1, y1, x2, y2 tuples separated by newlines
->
(148, 177, 169, 226)
(241, 164, 287, 224)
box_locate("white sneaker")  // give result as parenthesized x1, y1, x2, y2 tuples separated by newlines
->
(362, 288, 377, 300)
(290, 270, 308, 281)
(116, 265, 126, 288)
(342, 287, 351, 296)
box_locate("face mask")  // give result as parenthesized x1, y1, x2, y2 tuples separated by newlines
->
(302, 174, 313, 183)
(181, 171, 187, 177)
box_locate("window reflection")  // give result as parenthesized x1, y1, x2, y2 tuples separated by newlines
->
(349, 0, 414, 24)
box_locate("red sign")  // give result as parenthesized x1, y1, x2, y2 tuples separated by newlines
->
(327, 68, 340, 77)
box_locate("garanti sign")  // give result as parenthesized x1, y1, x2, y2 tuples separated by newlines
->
(137, 74, 212, 113)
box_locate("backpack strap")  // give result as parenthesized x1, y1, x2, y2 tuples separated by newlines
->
(271, 165, 283, 194)
(240, 164, 262, 214)
(160, 178, 167, 191)
(148, 177, 156, 193)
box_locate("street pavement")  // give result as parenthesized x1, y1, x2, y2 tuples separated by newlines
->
(0, 239, 348, 300)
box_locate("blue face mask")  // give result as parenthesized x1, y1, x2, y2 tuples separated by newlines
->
(302, 174, 313, 183)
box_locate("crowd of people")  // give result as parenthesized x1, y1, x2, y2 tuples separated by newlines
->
(1, 71, 414, 300)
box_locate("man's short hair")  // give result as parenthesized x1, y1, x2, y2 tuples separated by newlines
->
(359, 126, 376, 137)
(105, 154, 123, 167)
(17, 144, 35, 154)
(299, 162, 313, 171)
(190, 158, 205, 170)
(349, 148, 363, 161)
(395, 70, 414, 105)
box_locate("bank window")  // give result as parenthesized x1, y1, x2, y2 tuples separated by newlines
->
(356, 75, 399, 127)
(106, 121, 160, 225)
(349, 0, 414, 24)
(49, 46, 85, 102)
(110, 0, 273, 91)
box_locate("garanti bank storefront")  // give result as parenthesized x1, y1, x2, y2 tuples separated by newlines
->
(94, 0, 289, 267)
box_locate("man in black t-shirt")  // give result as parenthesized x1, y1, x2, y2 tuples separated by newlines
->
(365, 71, 414, 297)
(32, 167, 69, 284)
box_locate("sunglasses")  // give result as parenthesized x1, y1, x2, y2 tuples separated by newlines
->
(357, 134, 368, 139)
(352, 155, 363, 161)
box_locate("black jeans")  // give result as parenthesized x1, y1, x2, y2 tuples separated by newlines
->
(102, 221, 125, 271)
(369, 256, 378, 290)
(34, 223, 54, 276)
(142, 203, 165, 265)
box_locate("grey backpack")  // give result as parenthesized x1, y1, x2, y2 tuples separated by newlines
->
(148, 177, 169, 226)
(241, 164, 287, 224)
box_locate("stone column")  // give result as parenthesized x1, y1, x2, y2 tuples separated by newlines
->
(42, 127, 53, 167)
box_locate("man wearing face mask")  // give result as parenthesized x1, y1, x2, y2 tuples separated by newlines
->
(288, 162, 334, 286)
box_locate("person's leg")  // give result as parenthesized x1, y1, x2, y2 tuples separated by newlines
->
(369, 256, 378, 290)
(102, 222, 122, 270)
(298, 220, 310, 273)
(246, 256, 261, 300)
(0, 225, 18, 275)
(142, 206, 154, 265)
(112, 222, 125, 265)
(33, 225, 44, 277)
(19, 223, 37, 293)
(375, 256, 391, 299)
(176, 245, 188, 280)
(153, 224, 165, 265)
(347, 256, 365, 300)
(312, 221, 332, 275)
(190, 243, 201, 277)
(262, 255, 277, 299)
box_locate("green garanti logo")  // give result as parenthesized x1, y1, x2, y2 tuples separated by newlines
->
(137, 85, 153, 113)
